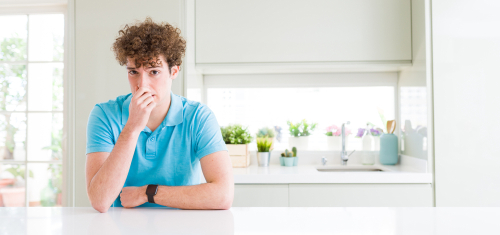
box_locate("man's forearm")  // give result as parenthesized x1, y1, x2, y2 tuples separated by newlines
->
(88, 126, 140, 211)
(153, 181, 234, 210)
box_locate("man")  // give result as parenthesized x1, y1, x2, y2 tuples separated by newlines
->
(85, 17, 233, 213)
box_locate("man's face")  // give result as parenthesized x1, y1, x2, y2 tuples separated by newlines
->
(126, 55, 179, 108)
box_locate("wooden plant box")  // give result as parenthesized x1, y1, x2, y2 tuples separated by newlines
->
(227, 144, 250, 168)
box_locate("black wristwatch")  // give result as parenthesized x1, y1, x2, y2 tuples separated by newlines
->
(146, 184, 159, 203)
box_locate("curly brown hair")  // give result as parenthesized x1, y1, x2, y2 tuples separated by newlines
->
(112, 17, 186, 72)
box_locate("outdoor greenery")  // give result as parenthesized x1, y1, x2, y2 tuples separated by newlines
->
(1, 30, 64, 206)
(1, 36, 27, 160)
(221, 124, 253, 144)
(5, 165, 34, 186)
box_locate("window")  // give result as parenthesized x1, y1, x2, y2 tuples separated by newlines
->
(207, 86, 395, 151)
(0, 13, 65, 207)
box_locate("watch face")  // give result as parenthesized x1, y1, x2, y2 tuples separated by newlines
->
(146, 185, 158, 195)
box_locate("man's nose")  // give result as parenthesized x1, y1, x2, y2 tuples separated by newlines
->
(137, 73, 150, 88)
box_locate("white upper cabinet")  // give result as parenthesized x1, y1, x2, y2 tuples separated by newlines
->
(195, 0, 411, 64)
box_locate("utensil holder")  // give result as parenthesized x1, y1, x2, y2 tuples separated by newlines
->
(379, 133, 398, 165)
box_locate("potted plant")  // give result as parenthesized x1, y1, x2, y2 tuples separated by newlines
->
(280, 147, 297, 167)
(256, 137, 273, 167)
(256, 127, 275, 150)
(0, 165, 34, 207)
(287, 119, 317, 150)
(325, 125, 351, 150)
(221, 124, 253, 168)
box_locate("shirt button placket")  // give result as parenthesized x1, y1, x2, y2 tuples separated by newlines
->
(146, 136, 156, 158)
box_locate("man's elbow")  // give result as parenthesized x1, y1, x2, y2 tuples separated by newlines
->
(219, 195, 233, 210)
(89, 195, 110, 213)
(92, 202, 110, 213)
(216, 185, 234, 210)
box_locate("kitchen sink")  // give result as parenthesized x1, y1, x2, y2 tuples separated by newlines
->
(316, 166, 385, 172)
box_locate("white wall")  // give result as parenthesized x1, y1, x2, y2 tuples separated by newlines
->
(74, 0, 183, 206)
(433, 0, 500, 206)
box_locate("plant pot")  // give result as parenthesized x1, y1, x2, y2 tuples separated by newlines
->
(326, 136, 350, 150)
(0, 187, 25, 207)
(256, 152, 271, 167)
(0, 178, 15, 188)
(293, 157, 298, 166)
(326, 136, 341, 150)
(0, 179, 15, 207)
(280, 157, 285, 166)
(288, 136, 309, 150)
(283, 157, 295, 167)
(227, 144, 250, 168)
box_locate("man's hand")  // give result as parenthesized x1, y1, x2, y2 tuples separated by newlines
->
(125, 87, 156, 133)
(120, 185, 148, 208)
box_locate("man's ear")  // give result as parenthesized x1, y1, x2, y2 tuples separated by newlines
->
(170, 65, 180, 80)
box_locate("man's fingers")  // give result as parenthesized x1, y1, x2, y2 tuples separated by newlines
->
(133, 87, 152, 98)
(136, 92, 151, 104)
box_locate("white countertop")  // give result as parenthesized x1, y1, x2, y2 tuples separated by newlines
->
(1, 207, 499, 234)
(233, 163, 432, 184)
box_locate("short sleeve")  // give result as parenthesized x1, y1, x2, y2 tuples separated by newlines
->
(86, 105, 115, 154)
(194, 107, 228, 160)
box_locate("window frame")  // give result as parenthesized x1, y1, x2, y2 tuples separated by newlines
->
(0, 3, 72, 207)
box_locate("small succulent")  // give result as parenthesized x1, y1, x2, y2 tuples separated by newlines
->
(256, 127, 276, 138)
(281, 148, 295, 157)
(292, 147, 297, 157)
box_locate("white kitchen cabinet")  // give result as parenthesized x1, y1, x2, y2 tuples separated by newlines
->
(195, 0, 411, 64)
(233, 183, 433, 207)
(289, 184, 433, 207)
(232, 184, 289, 207)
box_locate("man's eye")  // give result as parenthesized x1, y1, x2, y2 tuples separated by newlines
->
(128, 71, 138, 75)
(151, 70, 159, 75)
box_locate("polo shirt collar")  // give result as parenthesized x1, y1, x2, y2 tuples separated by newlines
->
(121, 91, 184, 127)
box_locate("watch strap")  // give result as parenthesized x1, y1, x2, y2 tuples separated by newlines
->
(148, 194, 155, 204)
(146, 184, 158, 204)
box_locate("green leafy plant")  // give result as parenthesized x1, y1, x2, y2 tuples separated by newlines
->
(220, 124, 253, 144)
(256, 127, 275, 138)
(301, 120, 317, 136)
(256, 137, 273, 152)
(287, 119, 317, 137)
(287, 121, 301, 137)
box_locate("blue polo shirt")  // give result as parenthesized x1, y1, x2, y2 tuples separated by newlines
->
(86, 91, 228, 208)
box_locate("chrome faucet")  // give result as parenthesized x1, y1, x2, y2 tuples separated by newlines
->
(340, 121, 355, 165)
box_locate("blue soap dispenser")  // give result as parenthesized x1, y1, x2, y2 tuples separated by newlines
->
(379, 120, 398, 165)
